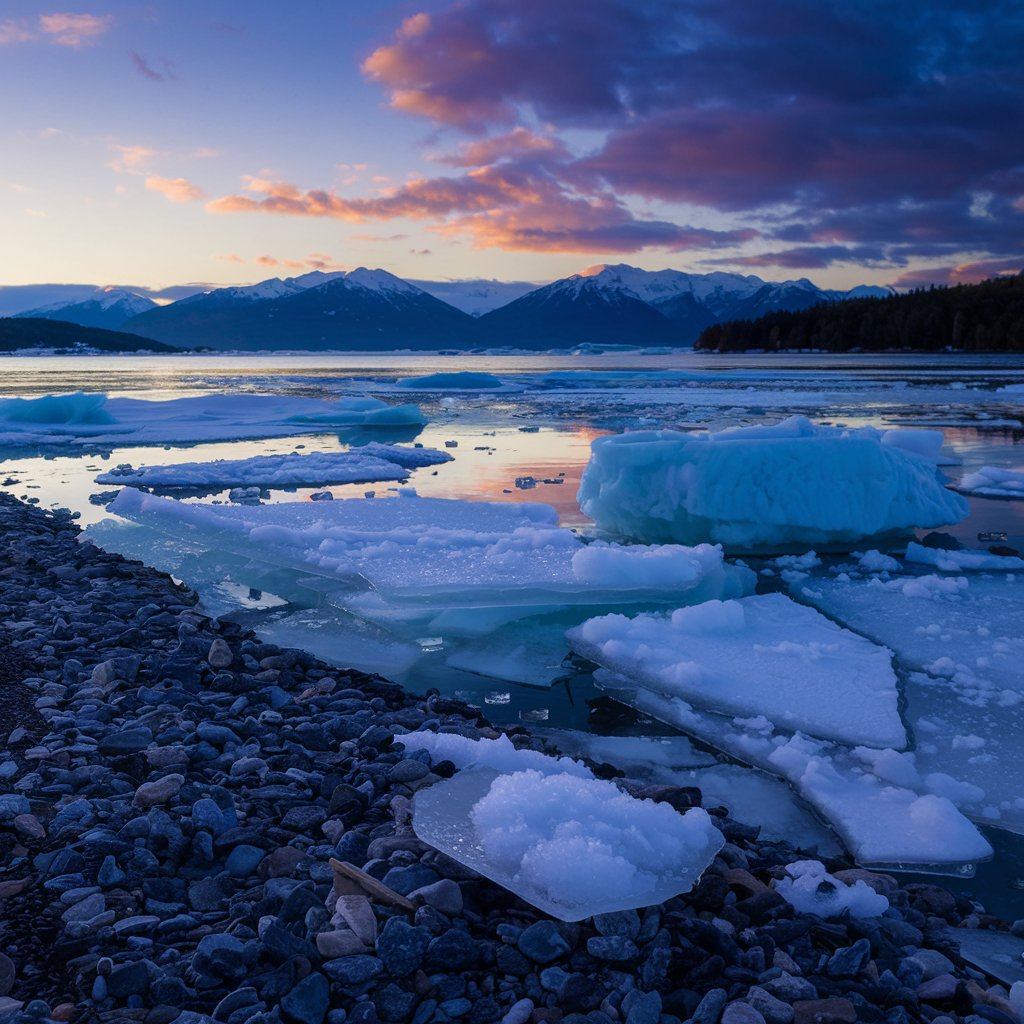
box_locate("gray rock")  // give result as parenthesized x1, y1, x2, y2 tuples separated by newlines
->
(322, 955, 383, 986)
(409, 878, 463, 916)
(518, 921, 571, 964)
(722, 1004, 767, 1024)
(388, 759, 430, 783)
(208, 638, 234, 668)
(826, 938, 871, 978)
(907, 949, 956, 980)
(693, 988, 728, 1024)
(762, 974, 818, 1003)
(624, 990, 662, 1024)
(501, 998, 534, 1024)
(745, 986, 795, 1024)
(587, 935, 640, 961)
(132, 773, 184, 809)
(280, 972, 329, 1024)
(593, 909, 641, 939)
(376, 918, 431, 976)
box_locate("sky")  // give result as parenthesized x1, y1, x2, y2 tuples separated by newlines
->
(1, 0, 1022, 292)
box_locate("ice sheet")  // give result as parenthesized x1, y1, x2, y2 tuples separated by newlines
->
(569, 594, 907, 748)
(0, 392, 427, 448)
(578, 416, 968, 551)
(593, 674, 991, 867)
(94, 450, 419, 488)
(904, 541, 1024, 572)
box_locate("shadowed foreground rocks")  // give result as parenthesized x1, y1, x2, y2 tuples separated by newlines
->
(0, 493, 1021, 1024)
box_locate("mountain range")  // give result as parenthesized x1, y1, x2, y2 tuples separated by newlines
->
(6, 264, 889, 351)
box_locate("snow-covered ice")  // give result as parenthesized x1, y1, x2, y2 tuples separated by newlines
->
(0, 392, 427, 448)
(399, 731, 591, 778)
(590, 674, 991, 866)
(578, 416, 968, 550)
(394, 371, 512, 391)
(776, 860, 889, 918)
(904, 541, 1024, 572)
(957, 466, 1024, 499)
(93, 449, 448, 488)
(568, 594, 907, 748)
(411, 765, 723, 920)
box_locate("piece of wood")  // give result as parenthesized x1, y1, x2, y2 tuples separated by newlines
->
(329, 858, 416, 912)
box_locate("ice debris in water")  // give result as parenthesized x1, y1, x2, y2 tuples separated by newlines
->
(94, 448, 449, 488)
(394, 371, 510, 391)
(578, 415, 968, 550)
(956, 465, 1024, 499)
(399, 731, 591, 778)
(0, 392, 426, 447)
(776, 860, 889, 918)
(568, 594, 907, 748)
(904, 541, 1024, 572)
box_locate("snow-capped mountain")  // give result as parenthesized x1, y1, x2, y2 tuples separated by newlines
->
(479, 264, 885, 346)
(16, 287, 158, 331)
(410, 278, 540, 316)
(125, 268, 478, 351)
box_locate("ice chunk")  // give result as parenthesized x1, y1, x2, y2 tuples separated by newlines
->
(0, 392, 426, 448)
(443, 620, 573, 687)
(352, 443, 453, 468)
(592, 676, 991, 867)
(957, 466, 1024, 499)
(412, 767, 723, 920)
(950, 928, 1024, 987)
(569, 594, 907, 748)
(578, 415, 968, 550)
(905, 541, 1024, 572)
(776, 860, 889, 918)
(399, 730, 591, 778)
(395, 371, 510, 391)
(94, 450, 421, 488)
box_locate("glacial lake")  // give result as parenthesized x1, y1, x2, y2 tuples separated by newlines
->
(2, 350, 1023, 914)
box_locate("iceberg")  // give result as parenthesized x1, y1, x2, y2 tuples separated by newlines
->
(957, 465, 1024, 499)
(93, 449, 445, 489)
(0, 392, 427, 449)
(568, 594, 907, 748)
(905, 541, 1024, 572)
(577, 415, 968, 550)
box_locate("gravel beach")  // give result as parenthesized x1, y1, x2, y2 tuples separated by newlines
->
(1, 493, 1022, 1024)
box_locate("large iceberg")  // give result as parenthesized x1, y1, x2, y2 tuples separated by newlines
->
(577, 416, 968, 551)
(93, 446, 450, 489)
(0, 392, 426, 448)
(568, 594, 907, 748)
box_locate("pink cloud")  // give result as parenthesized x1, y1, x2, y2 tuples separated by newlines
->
(39, 12, 113, 48)
(892, 259, 1023, 288)
(0, 19, 34, 44)
(146, 175, 206, 203)
(132, 52, 175, 81)
(108, 144, 158, 174)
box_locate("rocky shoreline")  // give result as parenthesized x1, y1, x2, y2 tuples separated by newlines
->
(0, 492, 1022, 1024)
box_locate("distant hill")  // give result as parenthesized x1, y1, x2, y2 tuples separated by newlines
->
(0, 318, 179, 354)
(17, 286, 157, 331)
(694, 274, 1024, 352)
(125, 268, 479, 351)
(476, 264, 886, 348)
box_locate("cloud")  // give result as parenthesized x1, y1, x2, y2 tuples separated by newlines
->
(109, 144, 158, 174)
(354, 0, 1024, 269)
(208, 165, 755, 254)
(146, 175, 206, 203)
(351, 232, 409, 242)
(0, 20, 34, 44)
(703, 244, 890, 270)
(892, 259, 1023, 288)
(132, 52, 176, 81)
(225, 253, 341, 271)
(39, 12, 113, 48)
(215, 253, 245, 263)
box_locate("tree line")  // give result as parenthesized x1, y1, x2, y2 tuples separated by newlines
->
(695, 273, 1024, 353)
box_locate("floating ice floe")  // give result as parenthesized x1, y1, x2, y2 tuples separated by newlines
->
(0, 392, 426, 449)
(956, 465, 1024, 499)
(577, 415, 968, 550)
(794, 572, 1024, 835)
(393, 371, 516, 392)
(93, 447, 449, 489)
(568, 594, 907, 748)
(904, 541, 1024, 572)
(587, 677, 991, 867)
(405, 732, 723, 920)
(776, 860, 889, 918)
(102, 490, 753, 683)
(539, 729, 841, 855)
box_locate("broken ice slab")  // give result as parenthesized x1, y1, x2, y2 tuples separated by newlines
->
(0, 392, 427, 448)
(540, 729, 841, 857)
(956, 465, 1024, 500)
(950, 927, 1024, 986)
(412, 766, 724, 922)
(568, 594, 907, 749)
(94, 447, 451, 488)
(904, 541, 1024, 572)
(795, 572, 1024, 834)
(442, 619, 573, 687)
(108, 491, 754, 631)
(592, 674, 992, 869)
(578, 415, 968, 551)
